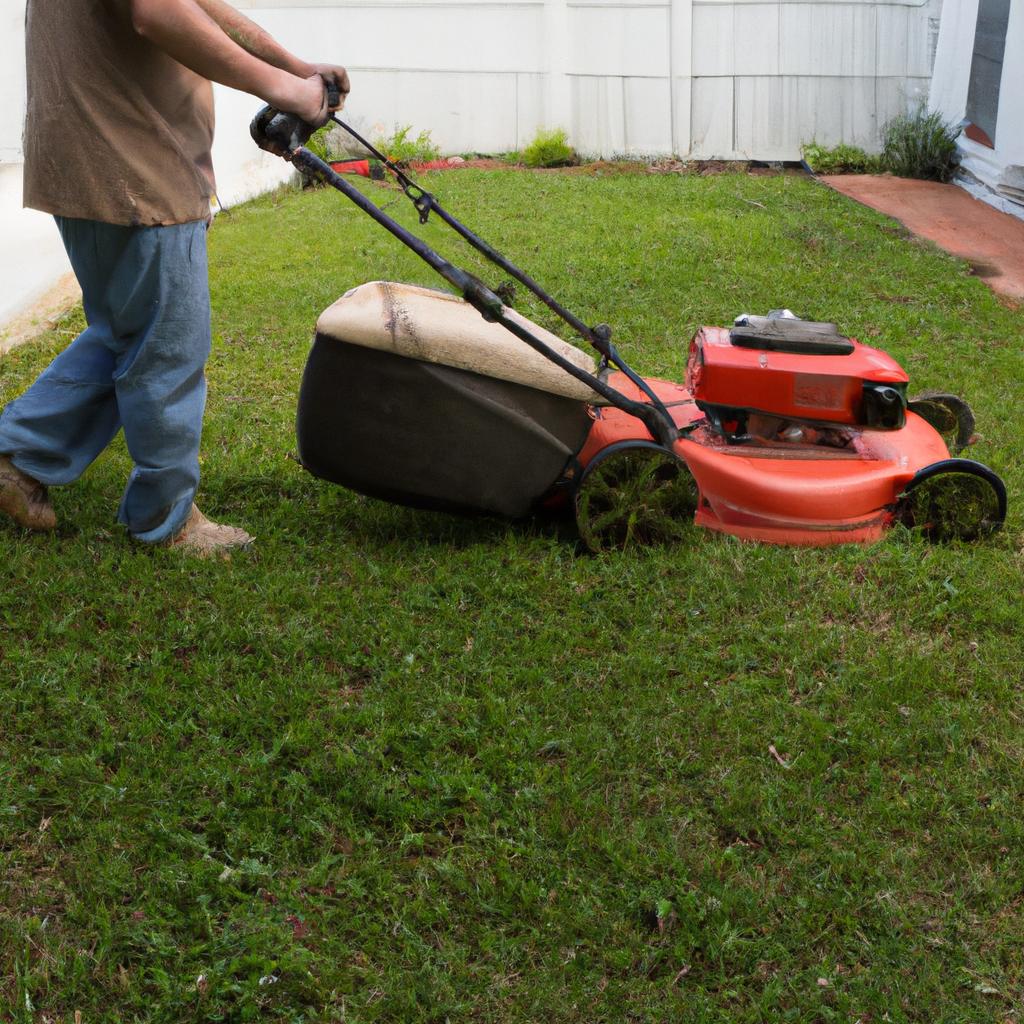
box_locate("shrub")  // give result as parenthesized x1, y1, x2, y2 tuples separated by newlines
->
(297, 124, 342, 188)
(522, 127, 577, 168)
(881, 107, 961, 182)
(373, 125, 441, 165)
(305, 124, 337, 163)
(801, 142, 882, 175)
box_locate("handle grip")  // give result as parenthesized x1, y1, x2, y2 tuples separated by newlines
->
(250, 104, 314, 156)
(250, 80, 337, 156)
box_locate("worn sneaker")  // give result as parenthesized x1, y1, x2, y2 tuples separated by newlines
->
(0, 455, 56, 531)
(164, 504, 254, 557)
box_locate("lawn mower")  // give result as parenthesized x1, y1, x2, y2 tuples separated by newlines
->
(251, 97, 1007, 551)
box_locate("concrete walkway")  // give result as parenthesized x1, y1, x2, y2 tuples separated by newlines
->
(0, 272, 80, 355)
(0, 164, 75, 328)
(822, 175, 1024, 301)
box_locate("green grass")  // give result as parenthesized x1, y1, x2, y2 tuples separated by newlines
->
(2, 168, 1023, 1023)
(801, 143, 882, 175)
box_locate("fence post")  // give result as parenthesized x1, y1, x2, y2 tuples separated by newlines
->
(669, 0, 693, 157)
(543, 0, 573, 138)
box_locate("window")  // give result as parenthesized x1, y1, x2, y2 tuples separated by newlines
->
(965, 0, 1011, 148)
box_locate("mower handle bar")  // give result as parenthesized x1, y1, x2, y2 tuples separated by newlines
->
(318, 111, 676, 426)
(249, 96, 680, 448)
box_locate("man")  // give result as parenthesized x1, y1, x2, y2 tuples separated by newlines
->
(0, 0, 348, 555)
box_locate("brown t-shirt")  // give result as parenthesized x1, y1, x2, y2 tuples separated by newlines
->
(23, 0, 216, 226)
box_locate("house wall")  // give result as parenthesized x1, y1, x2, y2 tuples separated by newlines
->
(0, 3, 26, 165)
(931, 0, 1024, 216)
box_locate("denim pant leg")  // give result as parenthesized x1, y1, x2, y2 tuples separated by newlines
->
(0, 217, 211, 543)
(109, 222, 211, 542)
(0, 224, 124, 484)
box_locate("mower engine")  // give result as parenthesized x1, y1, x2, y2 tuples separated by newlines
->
(689, 312, 909, 446)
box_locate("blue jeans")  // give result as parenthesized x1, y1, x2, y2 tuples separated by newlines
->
(0, 217, 211, 542)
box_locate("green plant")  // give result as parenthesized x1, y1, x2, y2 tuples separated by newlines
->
(881, 106, 961, 182)
(304, 123, 335, 162)
(373, 124, 441, 165)
(522, 127, 577, 168)
(300, 125, 346, 187)
(801, 142, 882, 175)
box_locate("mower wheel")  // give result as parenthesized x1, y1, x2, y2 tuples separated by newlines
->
(575, 442, 698, 553)
(908, 391, 975, 453)
(895, 458, 1006, 542)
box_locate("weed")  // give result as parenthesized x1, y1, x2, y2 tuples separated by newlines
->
(304, 123, 336, 163)
(801, 142, 882, 175)
(373, 124, 441, 165)
(298, 124, 350, 187)
(881, 106, 962, 182)
(522, 127, 577, 168)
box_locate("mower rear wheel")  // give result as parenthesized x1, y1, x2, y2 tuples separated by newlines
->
(896, 459, 1006, 542)
(908, 391, 975, 453)
(575, 442, 698, 552)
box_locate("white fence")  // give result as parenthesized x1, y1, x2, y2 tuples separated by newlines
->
(229, 0, 938, 161)
(2, 0, 939, 167)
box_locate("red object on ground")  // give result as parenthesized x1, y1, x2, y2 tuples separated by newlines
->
(822, 175, 1024, 300)
(329, 159, 372, 178)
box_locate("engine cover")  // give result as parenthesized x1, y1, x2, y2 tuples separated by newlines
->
(688, 324, 909, 429)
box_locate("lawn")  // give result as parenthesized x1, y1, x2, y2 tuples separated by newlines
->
(2, 167, 1023, 1023)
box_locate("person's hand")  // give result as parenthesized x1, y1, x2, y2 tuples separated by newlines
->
(272, 71, 331, 126)
(306, 63, 350, 112)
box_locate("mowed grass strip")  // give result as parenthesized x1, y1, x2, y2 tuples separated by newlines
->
(2, 168, 1023, 1023)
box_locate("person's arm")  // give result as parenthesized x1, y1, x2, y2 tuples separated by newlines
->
(193, 0, 349, 105)
(128, 0, 330, 123)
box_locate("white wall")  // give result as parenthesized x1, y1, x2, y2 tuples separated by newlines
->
(0, 2, 26, 164)
(690, 0, 937, 158)
(0, 164, 72, 328)
(210, 84, 295, 208)
(0, 0, 942, 165)
(0, 4, 73, 327)
(931, 0, 1024, 215)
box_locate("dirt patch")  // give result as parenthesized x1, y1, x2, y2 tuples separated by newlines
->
(646, 159, 781, 177)
(0, 273, 81, 355)
(409, 157, 513, 172)
(822, 174, 1024, 300)
(405, 158, 805, 178)
(558, 159, 651, 176)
